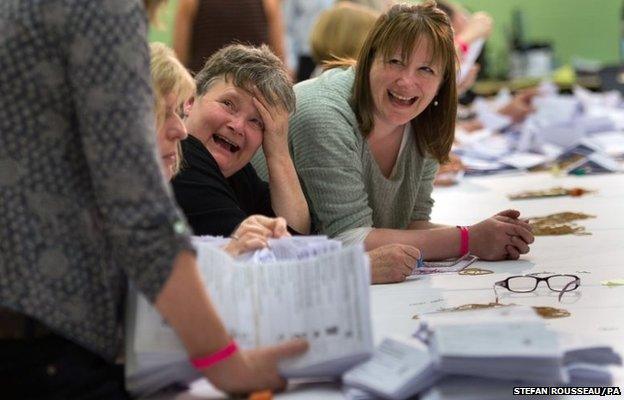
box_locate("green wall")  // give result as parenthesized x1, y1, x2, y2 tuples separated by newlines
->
(148, 0, 178, 46)
(451, 0, 621, 78)
(150, 0, 622, 78)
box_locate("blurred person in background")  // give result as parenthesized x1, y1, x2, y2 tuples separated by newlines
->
(309, 1, 380, 77)
(174, 0, 286, 74)
(282, 0, 334, 82)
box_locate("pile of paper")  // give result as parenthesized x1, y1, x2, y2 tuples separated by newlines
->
(455, 86, 624, 176)
(125, 237, 373, 396)
(343, 306, 621, 400)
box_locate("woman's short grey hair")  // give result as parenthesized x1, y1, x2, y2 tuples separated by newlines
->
(195, 44, 295, 113)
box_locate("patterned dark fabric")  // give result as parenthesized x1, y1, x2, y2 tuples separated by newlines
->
(187, 0, 270, 74)
(0, 0, 194, 360)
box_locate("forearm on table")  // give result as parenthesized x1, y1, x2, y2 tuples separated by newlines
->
(266, 155, 311, 234)
(155, 250, 231, 359)
(364, 226, 462, 260)
(407, 220, 450, 230)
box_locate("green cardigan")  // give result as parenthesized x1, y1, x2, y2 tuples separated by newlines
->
(253, 67, 439, 244)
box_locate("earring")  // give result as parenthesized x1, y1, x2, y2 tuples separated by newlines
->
(433, 99, 439, 106)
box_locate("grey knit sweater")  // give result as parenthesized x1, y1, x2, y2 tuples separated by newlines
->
(253, 67, 438, 244)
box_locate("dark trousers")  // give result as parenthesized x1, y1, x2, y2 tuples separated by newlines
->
(0, 333, 129, 400)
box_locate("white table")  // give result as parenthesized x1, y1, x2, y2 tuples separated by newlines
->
(160, 171, 624, 399)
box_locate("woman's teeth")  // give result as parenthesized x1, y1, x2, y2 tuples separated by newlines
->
(213, 134, 240, 153)
(388, 90, 416, 105)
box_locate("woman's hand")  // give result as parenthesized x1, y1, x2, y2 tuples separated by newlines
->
(434, 153, 464, 187)
(223, 215, 290, 256)
(368, 244, 421, 284)
(468, 209, 534, 260)
(497, 88, 538, 123)
(202, 339, 309, 394)
(253, 93, 290, 160)
(460, 11, 493, 44)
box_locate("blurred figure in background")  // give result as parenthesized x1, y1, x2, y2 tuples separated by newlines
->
(282, 0, 334, 82)
(337, 0, 394, 12)
(438, 0, 536, 123)
(174, 0, 286, 74)
(309, 1, 380, 77)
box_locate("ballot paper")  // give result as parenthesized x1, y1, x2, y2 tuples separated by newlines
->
(239, 235, 342, 263)
(125, 239, 373, 396)
(411, 254, 478, 276)
(342, 307, 622, 399)
(343, 337, 441, 400)
(416, 306, 566, 384)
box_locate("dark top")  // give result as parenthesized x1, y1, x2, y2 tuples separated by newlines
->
(187, 0, 270, 73)
(0, 0, 193, 360)
(172, 135, 274, 236)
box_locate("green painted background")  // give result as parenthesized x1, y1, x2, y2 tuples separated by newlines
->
(149, 0, 623, 78)
(453, 0, 622, 78)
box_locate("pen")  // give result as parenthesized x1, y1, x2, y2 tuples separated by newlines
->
(416, 252, 425, 269)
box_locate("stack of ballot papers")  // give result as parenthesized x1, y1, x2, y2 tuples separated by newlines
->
(342, 306, 621, 400)
(125, 237, 373, 396)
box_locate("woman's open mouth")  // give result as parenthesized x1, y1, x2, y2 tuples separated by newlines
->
(213, 134, 241, 153)
(388, 90, 417, 106)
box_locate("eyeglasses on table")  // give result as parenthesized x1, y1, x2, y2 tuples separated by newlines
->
(493, 274, 581, 302)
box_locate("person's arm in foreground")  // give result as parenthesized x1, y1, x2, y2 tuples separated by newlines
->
(70, 2, 307, 393)
(156, 252, 307, 394)
(254, 94, 310, 234)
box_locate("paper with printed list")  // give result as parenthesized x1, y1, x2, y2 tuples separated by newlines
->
(125, 237, 373, 396)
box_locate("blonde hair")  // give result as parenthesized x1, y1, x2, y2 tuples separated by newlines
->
(150, 42, 195, 175)
(310, 3, 380, 66)
(352, 1, 458, 163)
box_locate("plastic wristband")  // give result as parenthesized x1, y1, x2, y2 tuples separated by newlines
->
(457, 226, 470, 256)
(191, 340, 238, 370)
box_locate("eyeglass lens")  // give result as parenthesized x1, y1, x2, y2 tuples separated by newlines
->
(507, 275, 577, 293)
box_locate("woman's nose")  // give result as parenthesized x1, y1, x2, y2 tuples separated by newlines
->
(167, 114, 187, 140)
(227, 115, 246, 135)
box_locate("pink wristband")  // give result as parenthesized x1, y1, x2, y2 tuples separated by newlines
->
(191, 340, 238, 370)
(457, 226, 469, 256)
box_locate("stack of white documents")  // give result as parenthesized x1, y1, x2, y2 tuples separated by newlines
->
(343, 306, 621, 400)
(125, 237, 373, 396)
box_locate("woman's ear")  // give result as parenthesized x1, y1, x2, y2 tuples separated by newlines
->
(184, 97, 195, 114)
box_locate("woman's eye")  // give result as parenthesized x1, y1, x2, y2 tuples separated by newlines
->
(389, 58, 404, 66)
(420, 66, 435, 74)
(222, 99, 234, 110)
(250, 118, 264, 130)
